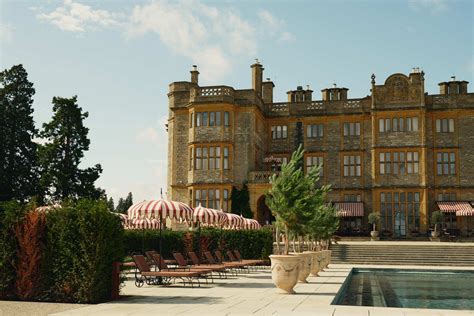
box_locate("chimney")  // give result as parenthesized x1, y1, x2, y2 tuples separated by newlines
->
(262, 78, 274, 103)
(251, 59, 263, 96)
(190, 65, 199, 85)
(304, 85, 313, 101)
(321, 89, 331, 101)
(438, 82, 449, 95)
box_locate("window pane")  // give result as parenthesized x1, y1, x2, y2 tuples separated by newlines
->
(449, 119, 454, 132)
(196, 113, 202, 127)
(216, 112, 221, 126)
(202, 147, 208, 170)
(355, 123, 361, 135)
(392, 118, 398, 132)
(386, 119, 391, 131)
(306, 125, 311, 138)
(379, 119, 384, 132)
(436, 119, 441, 133)
(319, 124, 324, 137)
(224, 112, 229, 126)
(399, 118, 404, 132)
(209, 112, 215, 126)
(413, 117, 418, 131)
(282, 126, 288, 138)
(344, 123, 349, 136)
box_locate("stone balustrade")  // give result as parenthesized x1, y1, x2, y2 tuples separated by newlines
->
(190, 86, 235, 102)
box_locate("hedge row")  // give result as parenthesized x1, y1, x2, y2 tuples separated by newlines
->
(123, 227, 274, 261)
(0, 199, 125, 303)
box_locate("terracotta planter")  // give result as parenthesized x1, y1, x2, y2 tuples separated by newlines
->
(292, 252, 311, 283)
(269, 255, 301, 294)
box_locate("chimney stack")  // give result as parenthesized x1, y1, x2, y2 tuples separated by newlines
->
(251, 59, 263, 96)
(262, 78, 275, 103)
(190, 65, 199, 85)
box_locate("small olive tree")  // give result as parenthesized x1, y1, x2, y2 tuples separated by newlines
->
(431, 211, 443, 236)
(368, 212, 380, 232)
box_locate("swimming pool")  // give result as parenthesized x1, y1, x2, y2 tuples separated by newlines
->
(332, 268, 474, 310)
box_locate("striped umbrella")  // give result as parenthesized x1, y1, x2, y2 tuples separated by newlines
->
(109, 212, 129, 227)
(193, 204, 227, 226)
(243, 218, 261, 230)
(35, 204, 61, 212)
(127, 199, 193, 221)
(127, 199, 193, 260)
(127, 218, 161, 230)
(223, 212, 244, 229)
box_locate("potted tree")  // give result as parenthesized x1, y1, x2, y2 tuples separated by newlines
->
(368, 212, 380, 241)
(431, 210, 443, 241)
(266, 145, 319, 293)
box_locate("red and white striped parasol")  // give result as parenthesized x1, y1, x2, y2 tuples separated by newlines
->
(127, 218, 161, 230)
(223, 212, 244, 229)
(35, 204, 61, 212)
(243, 218, 261, 230)
(127, 199, 193, 221)
(192, 204, 227, 226)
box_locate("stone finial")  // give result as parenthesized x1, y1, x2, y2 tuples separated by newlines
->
(421, 70, 425, 80)
(371, 73, 376, 84)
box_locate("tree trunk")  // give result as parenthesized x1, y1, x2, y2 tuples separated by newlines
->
(284, 224, 289, 255)
(275, 225, 280, 255)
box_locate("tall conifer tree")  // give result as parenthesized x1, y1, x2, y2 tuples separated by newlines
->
(0, 64, 39, 201)
(39, 96, 103, 201)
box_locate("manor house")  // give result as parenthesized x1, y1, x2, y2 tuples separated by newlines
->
(167, 61, 474, 237)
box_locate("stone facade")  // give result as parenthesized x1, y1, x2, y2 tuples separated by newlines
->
(167, 62, 474, 236)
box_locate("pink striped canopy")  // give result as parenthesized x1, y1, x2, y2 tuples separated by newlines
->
(223, 213, 244, 229)
(110, 212, 129, 226)
(437, 201, 472, 214)
(243, 218, 261, 230)
(127, 199, 193, 221)
(334, 202, 364, 217)
(193, 205, 227, 225)
(127, 218, 161, 230)
(35, 204, 61, 212)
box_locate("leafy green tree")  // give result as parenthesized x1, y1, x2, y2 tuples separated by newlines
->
(39, 96, 103, 202)
(0, 65, 39, 202)
(230, 184, 252, 218)
(107, 197, 115, 211)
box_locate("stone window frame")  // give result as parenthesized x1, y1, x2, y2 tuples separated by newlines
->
(191, 144, 230, 171)
(377, 149, 420, 175)
(271, 125, 288, 139)
(378, 116, 419, 133)
(304, 154, 324, 177)
(436, 150, 457, 176)
(193, 110, 229, 127)
(306, 123, 324, 139)
(192, 186, 231, 211)
(342, 154, 362, 177)
(343, 122, 361, 137)
(379, 190, 421, 233)
(435, 118, 455, 133)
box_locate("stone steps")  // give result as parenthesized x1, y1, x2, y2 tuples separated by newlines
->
(329, 243, 474, 266)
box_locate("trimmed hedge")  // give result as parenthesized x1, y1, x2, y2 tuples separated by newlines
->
(0, 199, 125, 303)
(123, 226, 273, 260)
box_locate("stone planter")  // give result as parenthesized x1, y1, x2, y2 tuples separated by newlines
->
(314, 251, 325, 274)
(292, 252, 311, 283)
(269, 255, 301, 294)
(370, 231, 380, 241)
(304, 251, 320, 276)
(325, 250, 332, 268)
(430, 230, 441, 242)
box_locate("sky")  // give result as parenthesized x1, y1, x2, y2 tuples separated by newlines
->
(1, 0, 473, 204)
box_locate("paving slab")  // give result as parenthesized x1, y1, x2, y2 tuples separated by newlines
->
(45, 264, 474, 316)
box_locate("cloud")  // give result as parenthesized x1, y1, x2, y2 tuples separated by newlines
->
(35, 0, 293, 81)
(37, 0, 122, 32)
(258, 10, 294, 42)
(0, 23, 13, 43)
(136, 127, 161, 145)
(126, 0, 259, 81)
(409, 0, 448, 14)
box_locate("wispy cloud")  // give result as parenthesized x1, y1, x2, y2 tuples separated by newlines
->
(258, 10, 294, 42)
(409, 0, 448, 14)
(34, 0, 293, 81)
(0, 23, 13, 43)
(37, 0, 123, 32)
(126, 0, 258, 81)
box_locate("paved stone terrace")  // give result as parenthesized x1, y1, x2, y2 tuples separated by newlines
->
(49, 264, 474, 316)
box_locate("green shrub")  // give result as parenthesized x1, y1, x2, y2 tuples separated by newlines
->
(0, 201, 26, 299)
(123, 227, 273, 260)
(42, 199, 125, 303)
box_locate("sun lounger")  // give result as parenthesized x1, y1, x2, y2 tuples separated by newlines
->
(132, 254, 203, 287)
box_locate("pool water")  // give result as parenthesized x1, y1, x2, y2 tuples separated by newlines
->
(333, 268, 474, 310)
